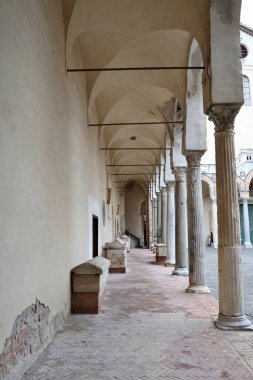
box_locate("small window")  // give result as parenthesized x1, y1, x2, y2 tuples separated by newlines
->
(243, 76, 251, 106)
(240, 44, 248, 59)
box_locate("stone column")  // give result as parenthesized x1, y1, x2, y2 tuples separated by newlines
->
(209, 104, 252, 330)
(153, 199, 157, 245)
(211, 197, 218, 249)
(156, 192, 162, 243)
(165, 181, 175, 265)
(172, 168, 189, 276)
(161, 187, 167, 244)
(242, 194, 252, 248)
(185, 152, 210, 293)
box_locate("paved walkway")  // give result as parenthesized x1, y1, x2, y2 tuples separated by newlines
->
(23, 249, 253, 380)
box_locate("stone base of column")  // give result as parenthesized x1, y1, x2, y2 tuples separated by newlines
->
(164, 259, 176, 267)
(172, 267, 189, 276)
(213, 314, 253, 331)
(244, 241, 252, 248)
(186, 284, 210, 294)
(213, 242, 218, 249)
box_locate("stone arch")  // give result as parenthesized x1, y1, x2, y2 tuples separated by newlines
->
(201, 174, 216, 199)
(245, 170, 253, 191)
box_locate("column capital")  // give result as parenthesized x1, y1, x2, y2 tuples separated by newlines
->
(166, 181, 175, 192)
(241, 191, 250, 201)
(172, 167, 186, 182)
(208, 104, 241, 133)
(185, 150, 206, 168)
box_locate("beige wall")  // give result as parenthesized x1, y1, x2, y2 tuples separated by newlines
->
(0, 0, 120, 352)
(125, 183, 145, 244)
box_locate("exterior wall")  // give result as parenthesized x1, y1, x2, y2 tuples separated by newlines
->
(203, 197, 212, 246)
(0, 0, 120, 375)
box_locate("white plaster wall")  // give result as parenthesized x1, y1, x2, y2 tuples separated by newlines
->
(0, 0, 118, 352)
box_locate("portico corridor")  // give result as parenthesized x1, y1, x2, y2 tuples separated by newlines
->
(23, 250, 253, 380)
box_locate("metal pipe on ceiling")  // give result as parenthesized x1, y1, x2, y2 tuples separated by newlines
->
(67, 66, 205, 72)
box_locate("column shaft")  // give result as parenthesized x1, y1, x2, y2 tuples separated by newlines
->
(172, 168, 188, 276)
(156, 192, 162, 243)
(243, 198, 252, 247)
(211, 198, 218, 249)
(166, 182, 175, 265)
(209, 104, 252, 330)
(153, 199, 157, 245)
(186, 152, 209, 293)
(161, 188, 167, 244)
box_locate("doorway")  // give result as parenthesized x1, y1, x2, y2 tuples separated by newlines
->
(92, 215, 98, 258)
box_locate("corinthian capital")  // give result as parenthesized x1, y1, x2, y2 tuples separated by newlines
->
(208, 104, 241, 133)
(173, 167, 186, 182)
(185, 151, 205, 168)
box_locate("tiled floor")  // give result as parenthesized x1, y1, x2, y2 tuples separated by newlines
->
(22, 250, 253, 380)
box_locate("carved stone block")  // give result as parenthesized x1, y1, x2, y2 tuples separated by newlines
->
(156, 243, 167, 264)
(107, 249, 127, 273)
(71, 256, 110, 314)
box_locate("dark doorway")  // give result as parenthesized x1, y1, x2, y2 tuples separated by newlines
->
(92, 215, 98, 258)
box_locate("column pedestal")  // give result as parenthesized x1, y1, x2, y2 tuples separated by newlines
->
(209, 104, 252, 330)
(172, 167, 189, 276)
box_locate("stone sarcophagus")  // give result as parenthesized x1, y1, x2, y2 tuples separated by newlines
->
(121, 234, 130, 252)
(156, 243, 167, 264)
(103, 238, 127, 273)
(71, 256, 110, 314)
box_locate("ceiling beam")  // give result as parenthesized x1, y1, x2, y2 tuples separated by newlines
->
(110, 173, 152, 176)
(67, 66, 205, 72)
(100, 147, 168, 150)
(107, 164, 163, 167)
(89, 121, 182, 127)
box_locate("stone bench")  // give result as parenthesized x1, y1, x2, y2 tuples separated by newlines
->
(71, 256, 110, 314)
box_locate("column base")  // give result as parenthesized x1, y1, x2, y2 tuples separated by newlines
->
(213, 314, 253, 331)
(172, 267, 189, 276)
(244, 241, 252, 248)
(186, 284, 210, 294)
(213, 242, 218, 249)
(164, 259, 176, 267)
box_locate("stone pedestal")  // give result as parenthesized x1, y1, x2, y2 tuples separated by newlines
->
(185, 151, 210, 293)
(242, 196, 252, 248)
(71, 256, 110, 314)
(172, 167, 189, 276)
(209, 104, 252, 330)
(165, 181, 175, 266)
(156, 243, 167, 264)
(103, 238, 127, 273)
(121, 234, 131, 252)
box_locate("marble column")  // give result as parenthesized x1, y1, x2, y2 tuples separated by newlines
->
(242, 195, 252, 248)
(185, 152, 210, 293)
(156, 192, 162, 243)
(209, 104, 252, 330)
(161, 187, 167, 244)
(211, 197, 218, 249)
(153, 199, 157, 245)
(172, 167, 189, 276)
(165, 181, 175, 265)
